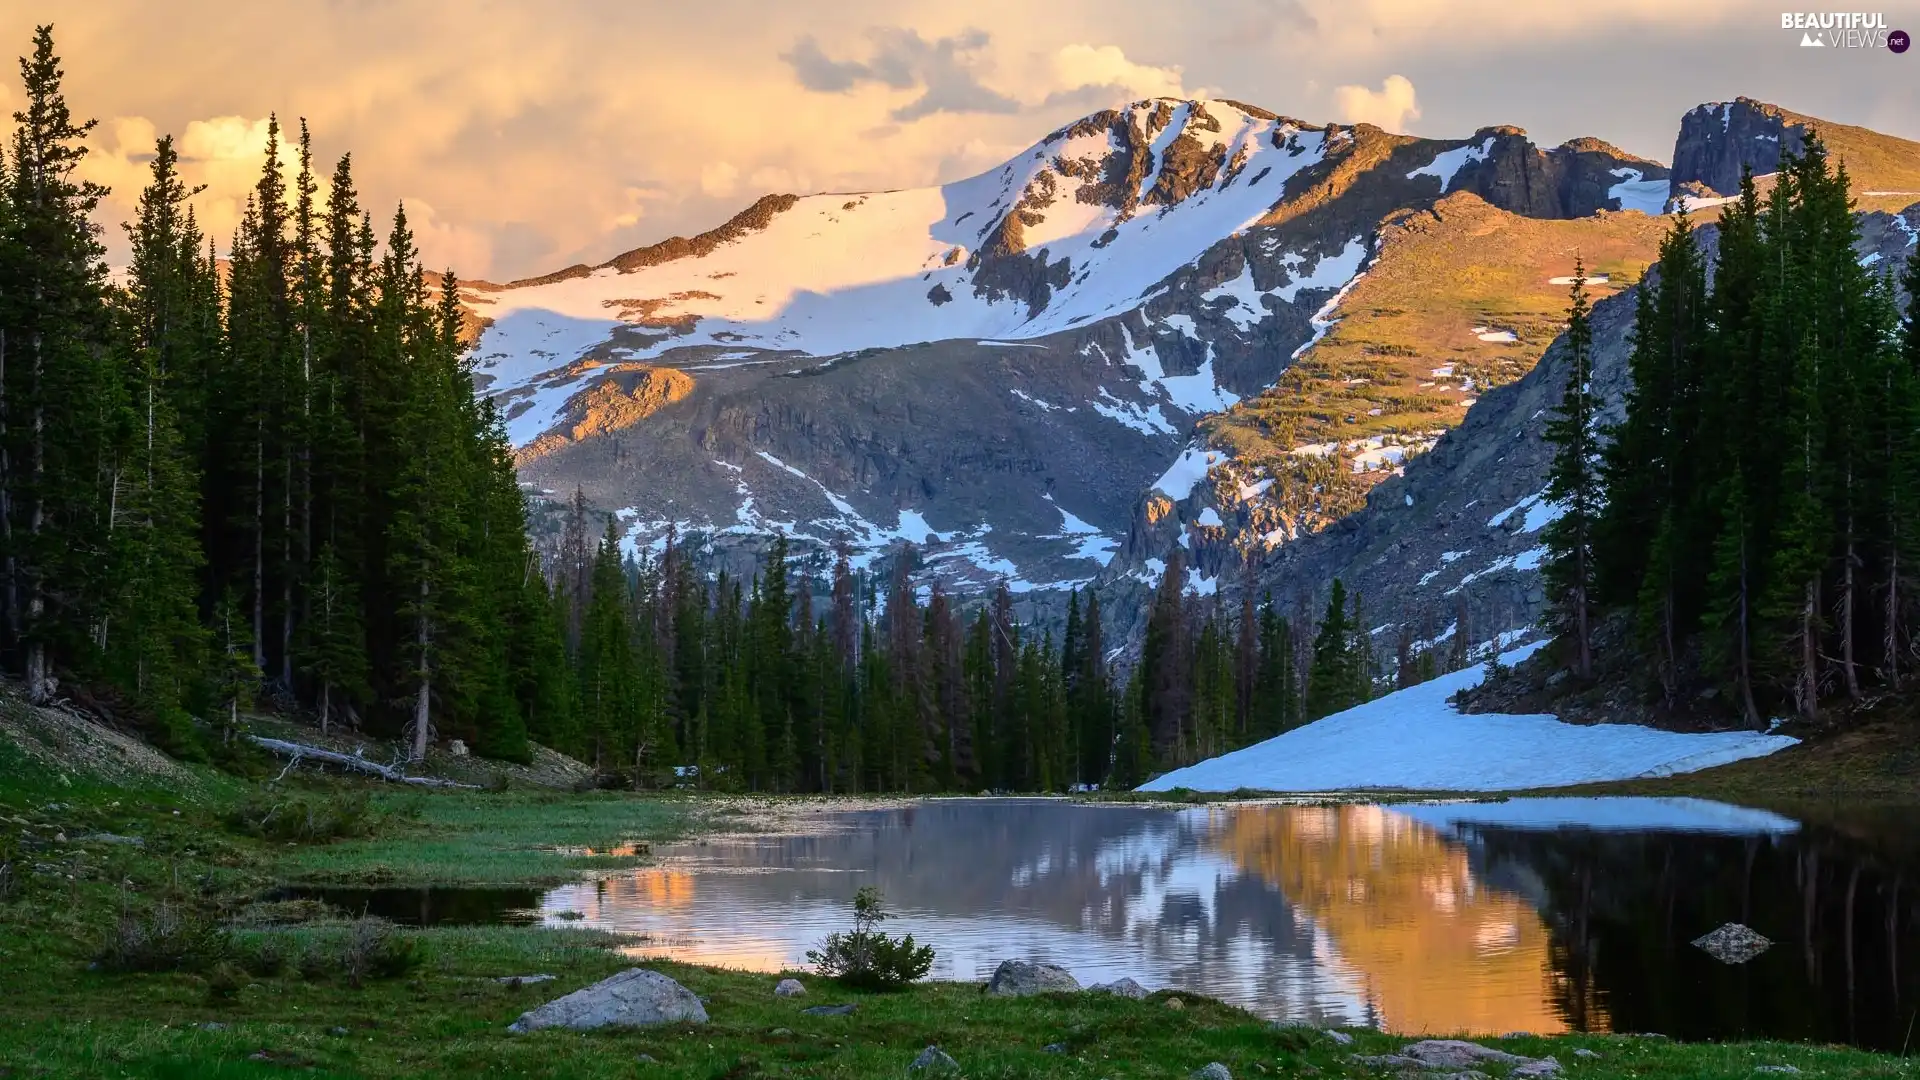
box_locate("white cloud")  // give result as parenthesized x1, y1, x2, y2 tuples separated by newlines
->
(1334, 74, 1421, 132)
(1043, 44, 1188, 103)
(699, 161, 742, 198)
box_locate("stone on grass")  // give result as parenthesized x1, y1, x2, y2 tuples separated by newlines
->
(1192, 1063, 1232, 1080)
(1512, 1058, 1561, 1078)
(506, 968, 707, 1033)
(909, 1045, 961, 1074)
(1691, 923, 1773, 964)
(1044, 1042, 1069, 1054)
(802, 1003, 857, 1016)
(1165, 997, 1186, 1010)
(984, 959, 1080, 997)
(1089, 976, 1150, 999)
(494, 974, 555, 986)
(774, 978, 806, 998)
(1754, 1068, 1801, 1075)
(1398, 1040, 1531, 1069)
(1322, 1029, 1354, 1046)
(1573, 1048, 1601, 1060)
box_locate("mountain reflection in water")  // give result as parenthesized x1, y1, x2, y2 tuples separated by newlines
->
(539, 797, 1920, 1048)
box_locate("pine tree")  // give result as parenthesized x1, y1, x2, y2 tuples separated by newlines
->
(1543, 257, 1602, 679)
(1305, 579, 1360, 720)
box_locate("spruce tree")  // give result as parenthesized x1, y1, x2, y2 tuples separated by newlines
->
(1305, 579, 1359, 720)
(1542, 257, 1601, 679)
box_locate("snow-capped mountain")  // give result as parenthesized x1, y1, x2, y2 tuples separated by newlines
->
(471, 96, 1675, 600)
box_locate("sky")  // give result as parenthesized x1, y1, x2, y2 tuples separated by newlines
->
(6, 1, 1916, 281)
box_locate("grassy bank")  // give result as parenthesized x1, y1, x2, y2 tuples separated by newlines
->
(2, 731, 1917, 1078)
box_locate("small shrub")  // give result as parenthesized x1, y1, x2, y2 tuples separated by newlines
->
(806, 887, 933, 990)
(97, 902, 220, 973)
(205, 962, 246, 1002)
(228, 932, 294, 977)
(225, 789, 375, 844)
(338, 918, 424, 987)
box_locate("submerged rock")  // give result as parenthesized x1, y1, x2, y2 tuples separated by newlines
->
(506, 968, 707, 1033)
(1089, 976, 1150, 999)
(909, 1045, 961, 1074)
(1692, 922, 1773, 964)
(774, 978, 806, 998)
(984, 959, 1080, 997)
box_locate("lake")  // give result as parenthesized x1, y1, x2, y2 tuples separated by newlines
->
(307, 796, 1920, 1049)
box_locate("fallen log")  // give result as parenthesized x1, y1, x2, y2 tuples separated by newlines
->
(245, 735, 480, 789)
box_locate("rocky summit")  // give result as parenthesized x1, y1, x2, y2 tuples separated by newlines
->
(466, 95, 1919, 658)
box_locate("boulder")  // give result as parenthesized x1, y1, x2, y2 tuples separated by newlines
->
(1192, 1064, 1232, 1080)
(1692, 922, 1773, 964)
(984, 959, 1080, 997)
(1089, 976, 1150, 999)
(774, 978, 806, 998)
(909, 1045, 961, 1074)
(506, 968, 707, 1033)
(1399, 1041, 1531, 1069)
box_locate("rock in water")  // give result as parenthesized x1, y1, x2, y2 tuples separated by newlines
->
(909, 1045, 960, 1074)
(1192, 1064, 1232, 1080)
(1089, 977, 1150, 999)
(1692, 922, 1773, 964)
(774, 978, 806, 998)
(506, 968, 708, 1033)
(984, 959, 1081, 997)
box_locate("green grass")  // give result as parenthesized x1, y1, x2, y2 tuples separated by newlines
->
(271, 788, 703, 886)
(4, 735, 1919, 1077)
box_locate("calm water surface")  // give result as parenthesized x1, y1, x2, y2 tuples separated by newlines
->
(526, 796, 1920, 1049)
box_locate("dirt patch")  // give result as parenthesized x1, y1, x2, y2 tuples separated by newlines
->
(0, 690, 199, 791)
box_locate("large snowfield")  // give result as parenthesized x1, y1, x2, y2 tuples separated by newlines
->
(1137, 643, 1799, 793)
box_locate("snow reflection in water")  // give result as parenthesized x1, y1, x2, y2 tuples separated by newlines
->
(538, 797, 1920, 1048)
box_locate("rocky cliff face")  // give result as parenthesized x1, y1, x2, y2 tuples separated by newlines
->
(1670, 98, 1920, 199)
(474, 97, 1662, 600)
(1158, 199, 1919, 667)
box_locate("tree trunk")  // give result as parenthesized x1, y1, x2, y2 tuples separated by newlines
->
(1798, 578, 1820, 722)
(253, 422, 266, 671)
(1841, 504, 1861, 700)
(1886, 545, 1902, 690)
(1735, 533, 1761, 728)
(410, 577, 431, 762)
(24, 330, 46, 705)
(319, 680, 331, 736)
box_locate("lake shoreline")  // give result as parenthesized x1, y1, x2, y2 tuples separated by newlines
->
(5, 747, 1920, 1076)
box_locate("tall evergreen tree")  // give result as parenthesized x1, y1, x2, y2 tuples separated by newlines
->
(1543, 257, 1602, 679)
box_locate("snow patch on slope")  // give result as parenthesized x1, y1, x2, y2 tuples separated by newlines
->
(1405, 138, 1495, 194)
(1137, 643, 1798, 792)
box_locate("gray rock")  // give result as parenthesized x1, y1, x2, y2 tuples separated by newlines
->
(1089, 976, 1150, 999)
(326, 1026, 349, 1037)
(1573, 1048, 1601, 1060)
(802, 1003, 857, 1016)
(774, 977, 807, 997)
(636, 1053, 657, 1064)
(909, 1045, 960, 1074)
(1323, 1029, 1354, 1046)
(1399, 1040, 1531, 1069)
(984, 959, 1080, 997)
(494, 974, 556, 986)
(506, 968, 708, 1033)
(1044, 1042, 1069, 1054)
(80, 832, 144, 846)
(196, 1022, 228, 1031)
(1692, 923, 1773, 964)
(769, 1027, 793, 1037)
(1512, 1058, 1561, 1078)
(1754, 1068, 1801, 1076)
(1192, 1064, 1232, 1080)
